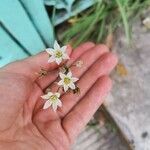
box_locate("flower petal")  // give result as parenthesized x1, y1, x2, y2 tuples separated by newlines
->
(47, 92, 53, 97)
(64, 85, 69, 92)
(54, 40, 60, 50)
(57, 80, 63, 86)
(43, 101, 51, 109)
(63, 53, 70, 60)
(57, 100, 62, 107)
(41, 94, 50, 100)
(72, 77, 79, 82)
(59, 72, 66, 79)
(55, 92, 60, 98)
(48, 56, 55, 63)
(67, 71, 72, 77)
(55, 58, 62, 65)
(52, 103, 58, 111)
(61, 46, 67, 52)
(69, 83, 76, 90)
(46, 48, 55, 55)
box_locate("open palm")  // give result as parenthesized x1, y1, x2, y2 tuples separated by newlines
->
(0, 42, 117, 150)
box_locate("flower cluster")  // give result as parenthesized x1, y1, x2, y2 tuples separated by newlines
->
(41, 41, 81, 111)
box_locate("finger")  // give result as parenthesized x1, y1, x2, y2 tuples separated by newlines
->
(2, 45, 72, 81)
(36, 42, 95, 89)
(47, 44, 109, 94)
(62, 76, 112, 142)
(67, 42, 95, 66)
(58, 52, 117, 117)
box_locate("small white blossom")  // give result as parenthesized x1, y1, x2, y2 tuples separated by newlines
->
(46, 40, 70, 65)
(41, 92, 62, 111)
(75, 60, 83, 68)
(58, 71, 79, 92)
(143, 17, 150, 29)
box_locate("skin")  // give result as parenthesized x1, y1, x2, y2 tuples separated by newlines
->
(0, 42, 117, 150)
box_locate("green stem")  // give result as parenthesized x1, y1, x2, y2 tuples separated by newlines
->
(116, 0, 130, 44)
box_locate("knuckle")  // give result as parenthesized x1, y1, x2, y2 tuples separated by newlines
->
(95, 44, 109, 53)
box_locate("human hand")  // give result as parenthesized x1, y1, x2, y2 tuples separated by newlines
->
(0, 42, 117, 150)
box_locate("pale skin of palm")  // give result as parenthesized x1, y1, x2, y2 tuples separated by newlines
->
(0, 42, 117, 150)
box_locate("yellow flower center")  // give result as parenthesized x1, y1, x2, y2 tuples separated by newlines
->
(50, 95, 58, 102)
(64, 77, 71, 85)
(55, 50, 63, 58)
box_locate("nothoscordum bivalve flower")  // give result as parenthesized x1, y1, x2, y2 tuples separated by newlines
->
(143, 17, 150, 29)
(46, 40, 70, 65)
(41, 92, 62, 111)
(75, 60, 83, 68)
(58, 71, 79, 92)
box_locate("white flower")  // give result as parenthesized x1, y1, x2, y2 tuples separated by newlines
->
(41, 92, 62, 111)
(75, 60, 83, 68)
(143, 17, 150, 29)
(58, 71, 79, 92)
(46, 40, 70, 65)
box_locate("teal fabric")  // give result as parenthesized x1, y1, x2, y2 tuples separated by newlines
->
(0, 0, 55, 67)
(20, 0, 55, 47)
(44, 0, 75, 13)
(0, 27, 28, 67)
(0, 0, 46, 53)
(44, 0, 95, 25)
